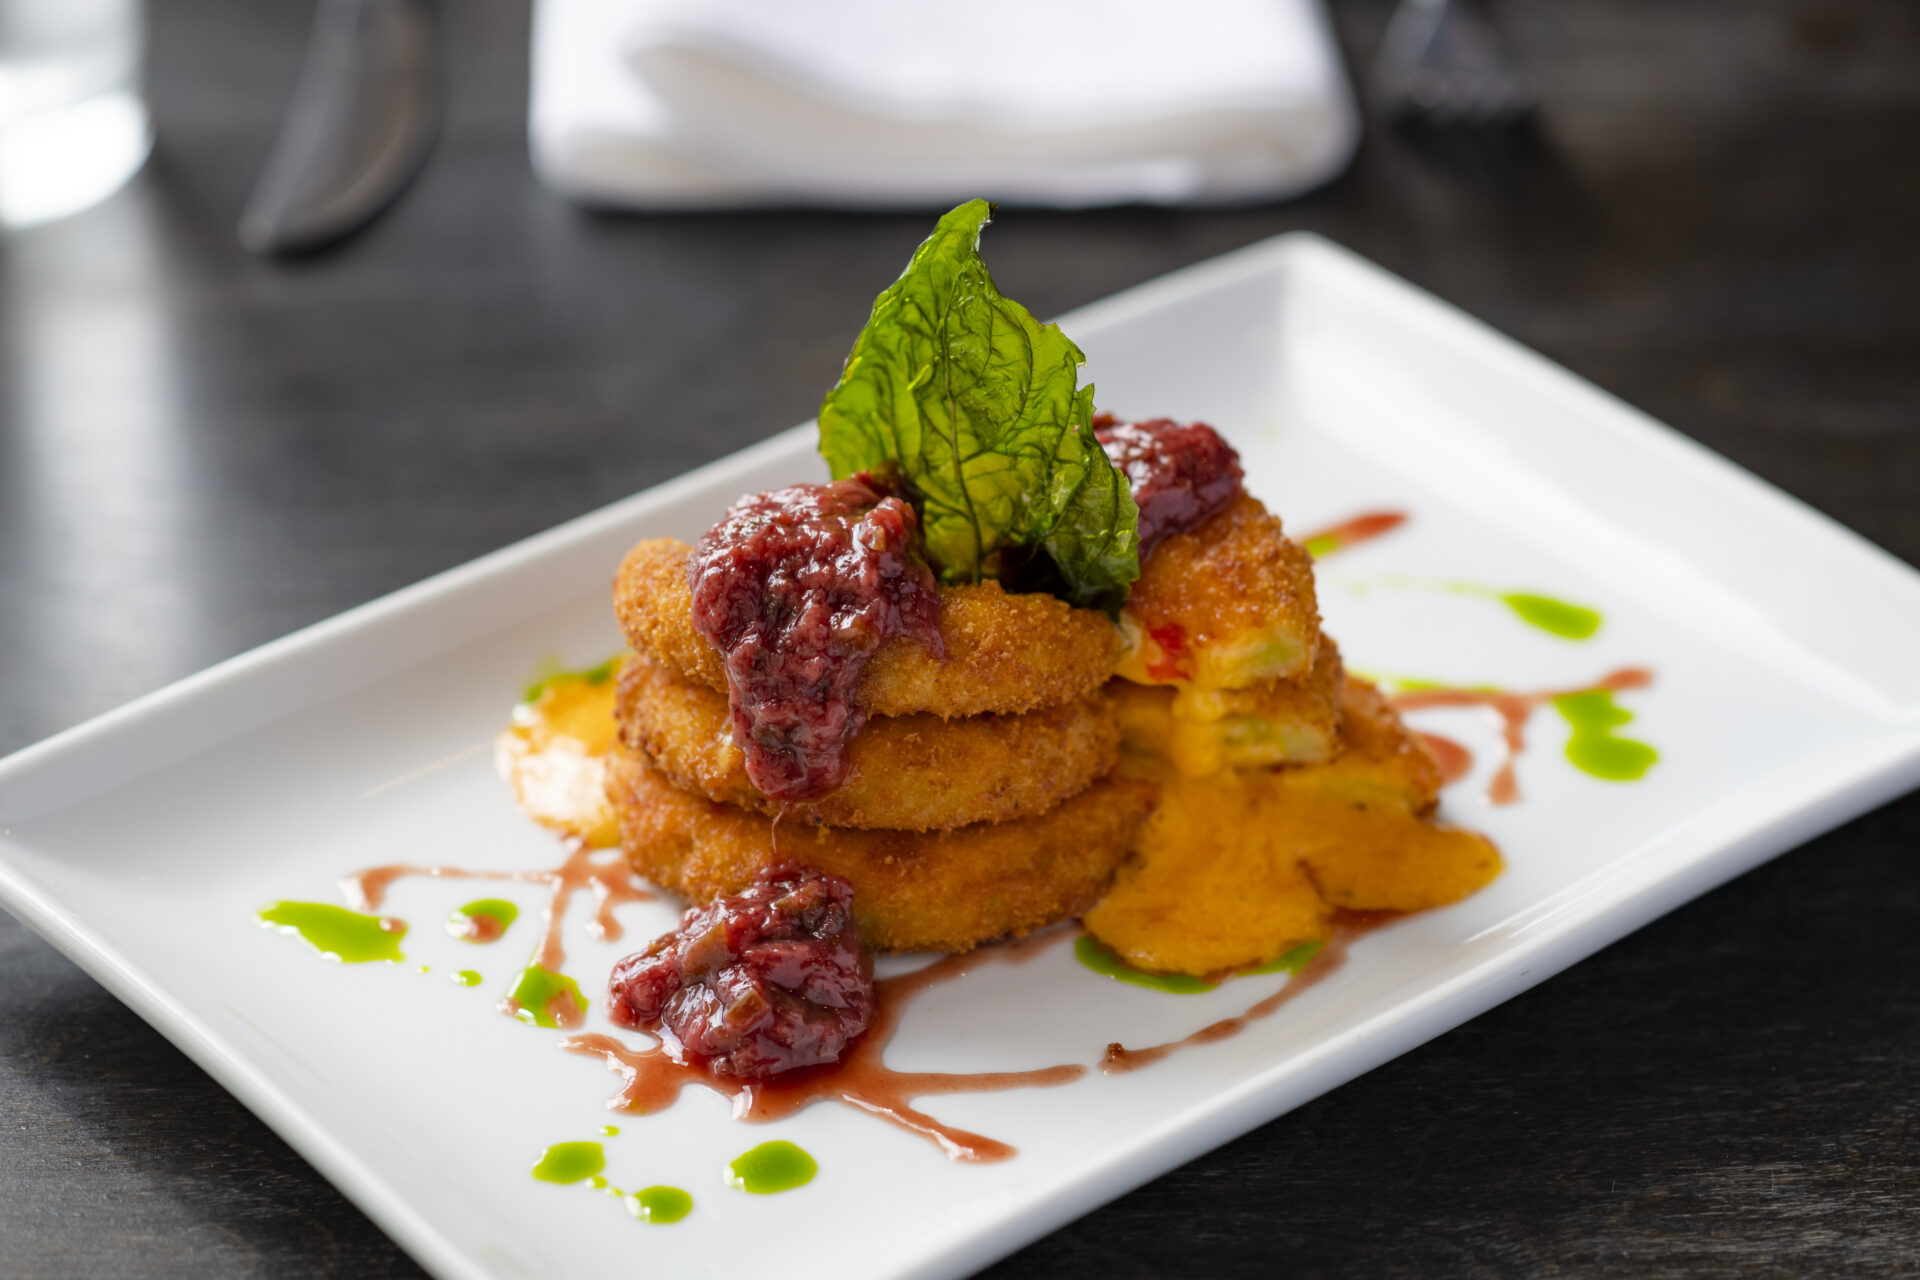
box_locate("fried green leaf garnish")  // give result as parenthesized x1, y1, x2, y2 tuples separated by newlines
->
(818, 199, 1139, 614)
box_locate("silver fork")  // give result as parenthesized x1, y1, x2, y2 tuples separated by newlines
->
(1372, 0, 1535, 128)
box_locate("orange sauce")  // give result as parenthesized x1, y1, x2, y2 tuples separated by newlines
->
(1085, 769, 1501, 976)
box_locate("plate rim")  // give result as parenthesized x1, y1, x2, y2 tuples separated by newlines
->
(4, 230, 1920, 1280)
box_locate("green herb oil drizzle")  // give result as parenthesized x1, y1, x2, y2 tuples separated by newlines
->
(1347, 577, 1603, 641)
(726, 1141, 817, 1194)
(629, 1186, 693, 1224)
(1076, 934, 1323, 992)
(1242, 940, 1327, 976)
(447, 897, 519, 942)
(531, 1141, 693, 1224)
(522, 654, 622, 704)
(1074, 935, 1216, 992)
(1552, 689, 1659, 780)
(505, 964, 588, 1028)
(1501, 592, 1602, 640)
(256, 902, 406, 963)
(531, 1141, 605, 1184)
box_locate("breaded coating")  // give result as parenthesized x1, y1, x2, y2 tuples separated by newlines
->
(1084, 675, 1502, 976)
(1307, 674, 1446, 813)
(614, 652, 1119, 831)
(606, 744, 1157, 953)
(1115, 494, 1320, 691)
(614, 538, 1121, 718)
(1111, 636, 1345, 778)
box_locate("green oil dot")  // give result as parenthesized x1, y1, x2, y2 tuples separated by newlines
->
(447, 898, 519, 942)
(1074, 935, 1217, 993)
(629, 1185, 693, 1224)
(1553, 689, 1659, 781)
(531, 1141, 604, 1185)
(587, 1174, 608, 1190)
(600, 1124, 620, 1137)
(725, 1141, 817, 1195)
(1355, 670, 1502, 696)
(256, 902, 406, 963)
(1502, 592, 1602, 640)
(453, 970, 483, 987)
(1359, 577, 1602, 641)
(507, 964, 588, 1028)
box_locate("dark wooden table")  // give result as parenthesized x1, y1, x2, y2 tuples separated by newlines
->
(4, 1, 1917, 1275)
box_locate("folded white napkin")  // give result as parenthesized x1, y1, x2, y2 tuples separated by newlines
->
(529, 0, 1360, 209)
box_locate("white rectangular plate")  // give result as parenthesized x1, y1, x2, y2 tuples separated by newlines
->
(5, 234, 1920, 1280)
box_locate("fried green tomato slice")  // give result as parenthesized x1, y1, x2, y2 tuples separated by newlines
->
(1110, 636, 1346, 778)
(614, 653, 1119, 831)
(605, 744, 1157, 954)
(1115, 494, 1321, 691)
(614, 538, 1122, 719)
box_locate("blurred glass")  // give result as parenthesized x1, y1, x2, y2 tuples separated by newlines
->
(0, 0, 149, 230)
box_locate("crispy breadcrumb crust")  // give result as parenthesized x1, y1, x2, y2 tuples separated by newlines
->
(614, 652, 1119, 831)
(614, 538, 1122, 719)
(606, 744, 1156, 953)
(1311, 674, 1446, 813)
(1117, 494, 1321, 689)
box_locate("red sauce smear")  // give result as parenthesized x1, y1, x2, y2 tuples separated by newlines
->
(1093, 416, 1245, 558)
(342, 839, 653, 974)
(451, 912, 505, 944)
(519, 988, 589, 1032)
(1392, 667, 1654, 805)
(564, 929, 1083, 1162)
(1101, 911, 1397, 1074)
(1416, 731, 1476, 785)
(1299, 509, 1409, 557)
(688, 475, 943, 803)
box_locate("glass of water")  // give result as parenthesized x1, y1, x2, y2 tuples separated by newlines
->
(0, 0, 149, 230)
